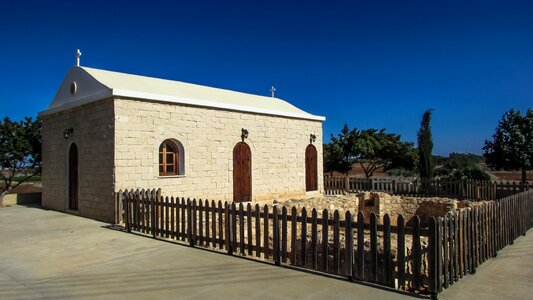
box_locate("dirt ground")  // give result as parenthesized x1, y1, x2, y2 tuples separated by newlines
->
(488, 171, 533, 181)
(329, 162, 532, 182)
(0, 182, 42, 194)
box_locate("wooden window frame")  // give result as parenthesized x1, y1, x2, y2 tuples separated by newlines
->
(159, 140, 179, 176)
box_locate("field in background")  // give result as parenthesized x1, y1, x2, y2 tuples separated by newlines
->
(330, 162, 531, 182)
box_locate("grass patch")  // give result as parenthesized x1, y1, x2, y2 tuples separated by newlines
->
(12, 175, 41, 183)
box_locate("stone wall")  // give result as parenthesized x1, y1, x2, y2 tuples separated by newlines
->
(357, 192, 458, 226)
(41, 99, 115, 222)
(113, 97, 324, 203)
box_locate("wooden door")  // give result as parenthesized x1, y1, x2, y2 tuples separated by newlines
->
(306, 144, 318, 191)
(69, 143, 79, 210)
(233, 142, 252, 202)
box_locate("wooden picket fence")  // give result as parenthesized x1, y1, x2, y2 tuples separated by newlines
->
(324, 176, 529, 201)
(118, 189, 432, 293)
(116, 188, 533, 296)
(427, 189, 533, 293)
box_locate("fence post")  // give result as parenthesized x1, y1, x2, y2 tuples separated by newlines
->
(301, 208, 308, 268)
(322, 209, 329, 272)
(383, 214, 392, 287)
(192, 199, 197, 246)
(290, 207, 297, 265)
(397, 215, 406, 290)
(311, 208, 318, 270)
(345, 176, 350, 193)
(412, 216, 422, 291)
(115, 190, 123, 225)
(155, 192, 160, 236)
(148, 193, 155, 238)
(356, 211, 365, 281)
(187, 199, 193, 246)
(133, 189, 140, 232)
(124, 191, 131, 233)
(470, 208, 477, 274)
(225, 202, 232, 254)
(273, 206, 280, 266)
(345, 211, 353, 280)
(370, 213, 378, 282)
(428, 217, 438, 297)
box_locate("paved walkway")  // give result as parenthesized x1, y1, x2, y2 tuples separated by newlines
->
(2, 205, 532, 300)
(0, 205, 414, 300)
(439, 228, 533, 300)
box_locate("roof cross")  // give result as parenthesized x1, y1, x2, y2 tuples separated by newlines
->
(270, 86, 276, 98)
(76, 49, 82, 66)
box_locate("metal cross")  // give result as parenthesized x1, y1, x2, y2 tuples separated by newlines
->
(76, 49, 82, 66)
(270, 86, 276, 98)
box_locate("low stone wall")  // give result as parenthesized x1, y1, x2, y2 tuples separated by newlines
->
(273, 191, 474, 228)
(3, 193, 42, 206)
(2, 183, 42, 206)
(356, 192, 459, 226)
(273, 193, 359, 217)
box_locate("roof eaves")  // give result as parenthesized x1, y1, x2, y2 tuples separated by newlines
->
(112, 88, 326, 121)
(38, 89, 113, 117)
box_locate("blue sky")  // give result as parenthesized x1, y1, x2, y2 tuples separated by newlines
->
(1, 1, 531, 155)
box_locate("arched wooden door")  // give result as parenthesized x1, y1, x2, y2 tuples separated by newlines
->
(68, 143, 79, 211)
(305, 144, 318, 191)
(233, 142, 252, 202)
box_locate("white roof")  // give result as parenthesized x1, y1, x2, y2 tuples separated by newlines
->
(39, 66, 325, 121)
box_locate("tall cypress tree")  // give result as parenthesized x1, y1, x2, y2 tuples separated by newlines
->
(418, 109, 434, 179)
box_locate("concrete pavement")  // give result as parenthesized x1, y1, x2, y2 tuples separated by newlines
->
(439, 228, 533, 300)
(0, 205, 414, 300)
(3, 205, 531, 300)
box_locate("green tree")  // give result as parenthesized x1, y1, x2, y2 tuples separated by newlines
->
(445, 153, 484, 169)
(0, 117, 42, 206)
(324, 124, 417, 178)
(434, 152, 491, 181)
(323, 142, 351, 175)
(483, 108, 533, 184)
(418, 109, 434, 179)
(323, 124, 353, 175)
(351, 128, 417, 178)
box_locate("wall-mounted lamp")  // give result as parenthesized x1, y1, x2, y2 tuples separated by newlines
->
(241, 128, 249, 141)
(63, 128, 74, 139)
(310, 133, 316, 144)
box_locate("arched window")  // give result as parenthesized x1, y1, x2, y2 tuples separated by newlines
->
(159, 139, 180, 176)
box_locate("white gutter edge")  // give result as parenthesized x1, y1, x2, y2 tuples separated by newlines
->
(38, 89, 114, 117)
(39, 88, 326, 122)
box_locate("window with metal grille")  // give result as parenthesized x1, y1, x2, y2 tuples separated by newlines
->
(159, 140, 179, 176)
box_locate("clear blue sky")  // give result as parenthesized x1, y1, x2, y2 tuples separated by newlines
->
(1, 1, 531, 155)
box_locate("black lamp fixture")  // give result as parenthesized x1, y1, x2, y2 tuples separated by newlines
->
(241, 128, 249, 141)
(310, 133, 316, 144)
(63, 128, 74, 139)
